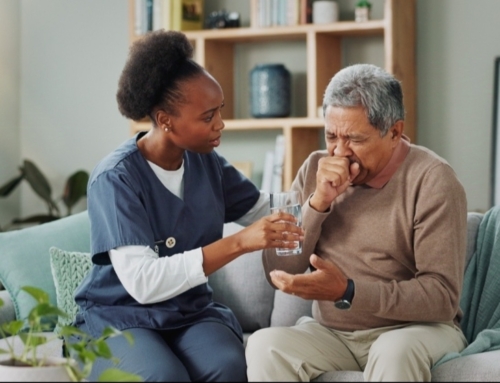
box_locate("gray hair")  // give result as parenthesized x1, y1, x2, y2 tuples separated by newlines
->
(322, 64, 405, 136)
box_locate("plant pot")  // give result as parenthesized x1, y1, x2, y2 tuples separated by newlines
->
(355, 6, 370, 22)
(0, 357, 73, 382)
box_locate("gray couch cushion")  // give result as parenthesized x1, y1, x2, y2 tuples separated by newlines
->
(431, 349, 500, 381)
(209, 223, 275, 332)
(271, 287, 313, 327)
(313, 371, 364, 382)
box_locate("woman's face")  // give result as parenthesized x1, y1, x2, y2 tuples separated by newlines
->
(168, 72, 225, 154)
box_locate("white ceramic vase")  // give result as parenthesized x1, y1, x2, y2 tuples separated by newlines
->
(0, 357, 73, 382)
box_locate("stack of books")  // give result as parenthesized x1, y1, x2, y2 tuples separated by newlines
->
(250, 0, 313, 28)
(134, 0, 205, 35)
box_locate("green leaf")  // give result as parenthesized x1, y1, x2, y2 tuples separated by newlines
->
(98, 368, 143, 382)
(21, 286, 49, 304)
(101, 327, 122, 338)
(122, 331, 135, 345)
(62, 170, 89, 211)
(0, 348, 9, 354)
(0, 298, 3, 307)
(1, 320, 23, 336)
(19, 333, 48, 347)
(59, 325, 86, 338)
(77, 349, 97, 364)
(356, 0, 372, 7)
(0, 174, 24, 197)
(30, 303, 67, 319)
(95, 340, 112, 359)
(22, 159, 53, 205)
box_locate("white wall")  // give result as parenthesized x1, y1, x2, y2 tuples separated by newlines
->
(19, 0, 129, 217)
(0, 0, 498, 222)
(0, 0, 21, 228)
(417, 0, 500, 212)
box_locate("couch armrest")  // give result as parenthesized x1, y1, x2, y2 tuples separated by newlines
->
(0, 290, 16, 334)
(431, 349, 500, 381)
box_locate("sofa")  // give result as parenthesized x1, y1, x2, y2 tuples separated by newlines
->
(0, 210, 499, 381)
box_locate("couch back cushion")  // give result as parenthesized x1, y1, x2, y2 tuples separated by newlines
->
(209, 223, 275, 333)
(0, 211, 90, 325)
(466, 212, 483, 268)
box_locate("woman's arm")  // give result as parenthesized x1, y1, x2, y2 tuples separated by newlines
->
(110, 246, 207, 304)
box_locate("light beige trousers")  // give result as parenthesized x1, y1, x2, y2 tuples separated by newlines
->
(246, 316, 467, 382)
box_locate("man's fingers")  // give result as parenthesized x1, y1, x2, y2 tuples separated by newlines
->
(309, 253, 329, 270)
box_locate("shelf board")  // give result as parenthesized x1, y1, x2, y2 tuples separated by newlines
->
(131, 20, 385, 44)
(131, 118, 325, 134)
(223, 118, 325, 130)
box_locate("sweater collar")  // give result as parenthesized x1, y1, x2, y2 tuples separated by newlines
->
(365, 134, 411, 189)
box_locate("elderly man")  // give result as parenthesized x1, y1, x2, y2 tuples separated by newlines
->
(246, 64, 468, 381)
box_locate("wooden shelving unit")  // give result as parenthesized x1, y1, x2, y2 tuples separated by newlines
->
(128, 0, 416, 190)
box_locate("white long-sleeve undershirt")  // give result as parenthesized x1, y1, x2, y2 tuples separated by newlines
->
(109, 160, 270, 304)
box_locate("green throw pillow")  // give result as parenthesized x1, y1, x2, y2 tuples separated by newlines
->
(49, 247, 92, 334)
(0, 211, 90, 328)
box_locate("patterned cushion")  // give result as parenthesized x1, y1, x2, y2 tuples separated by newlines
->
(49, 247, 92, 334)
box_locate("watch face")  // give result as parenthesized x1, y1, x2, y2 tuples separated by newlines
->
(334, 300, 351, 310)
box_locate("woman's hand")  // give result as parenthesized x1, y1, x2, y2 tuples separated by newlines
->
(234, 211, 305, 253)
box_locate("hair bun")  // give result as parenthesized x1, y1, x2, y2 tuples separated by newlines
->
(116, 30, 194, 121)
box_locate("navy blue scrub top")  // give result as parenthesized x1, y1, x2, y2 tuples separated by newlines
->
(74, 132, 260, 339)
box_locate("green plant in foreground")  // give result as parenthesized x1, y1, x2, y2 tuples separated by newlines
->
(0, 159, 89, 231)
(0, 286, 142, 382)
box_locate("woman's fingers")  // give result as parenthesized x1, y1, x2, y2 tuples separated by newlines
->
(268, 211, 297, 224)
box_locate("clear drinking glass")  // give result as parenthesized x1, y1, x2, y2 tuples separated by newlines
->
(270, 190, 302, 256)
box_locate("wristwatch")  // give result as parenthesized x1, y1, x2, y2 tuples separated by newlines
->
(334, 279, 355, 310)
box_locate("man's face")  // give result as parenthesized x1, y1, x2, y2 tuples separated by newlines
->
(324, 105, 400, 185)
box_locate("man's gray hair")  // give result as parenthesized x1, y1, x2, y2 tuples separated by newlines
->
(322, 64, 405, 136)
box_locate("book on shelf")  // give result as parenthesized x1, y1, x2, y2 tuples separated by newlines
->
(171, 0, 205, 31)
(135, 0, 172, 34)
(271, 134, 285, 193)
(261, 151, 275, 192)
(261, 134, 286, 193)
(299, 0, 312, 24)
(135, 0, 147, 35)
(253, 0, 299, 28)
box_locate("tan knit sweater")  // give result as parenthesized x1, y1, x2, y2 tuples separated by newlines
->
(263, 144, 468, 331)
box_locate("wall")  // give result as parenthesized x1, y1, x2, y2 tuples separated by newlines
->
(417, 0, 500, 212)
(0, 0, 498, 221)
(19, 0, 129, 217)
(0, 0, 21, 228)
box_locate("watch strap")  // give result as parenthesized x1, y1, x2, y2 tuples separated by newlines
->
(334, 279, 355, 310)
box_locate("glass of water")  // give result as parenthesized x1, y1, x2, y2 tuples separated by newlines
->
(270, 190, 302, 256)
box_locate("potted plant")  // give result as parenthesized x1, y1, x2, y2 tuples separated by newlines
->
(355, 0, 372, 22)
(0, 159, 89, 232)
(0, 286, 142, 382)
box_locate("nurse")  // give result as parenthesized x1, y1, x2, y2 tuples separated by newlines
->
(73, 30, 304, 381)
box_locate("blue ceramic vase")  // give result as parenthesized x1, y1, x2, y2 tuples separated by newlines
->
(250, 63, 291, 118)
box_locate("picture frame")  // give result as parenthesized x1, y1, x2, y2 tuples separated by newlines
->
(491, 57, 500, 206)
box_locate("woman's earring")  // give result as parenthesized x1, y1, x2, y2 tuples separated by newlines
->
(164, 119, 171, 132)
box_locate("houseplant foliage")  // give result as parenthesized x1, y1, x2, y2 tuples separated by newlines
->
(0, 159, 89, 231)
(0, 286, 142, 382)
